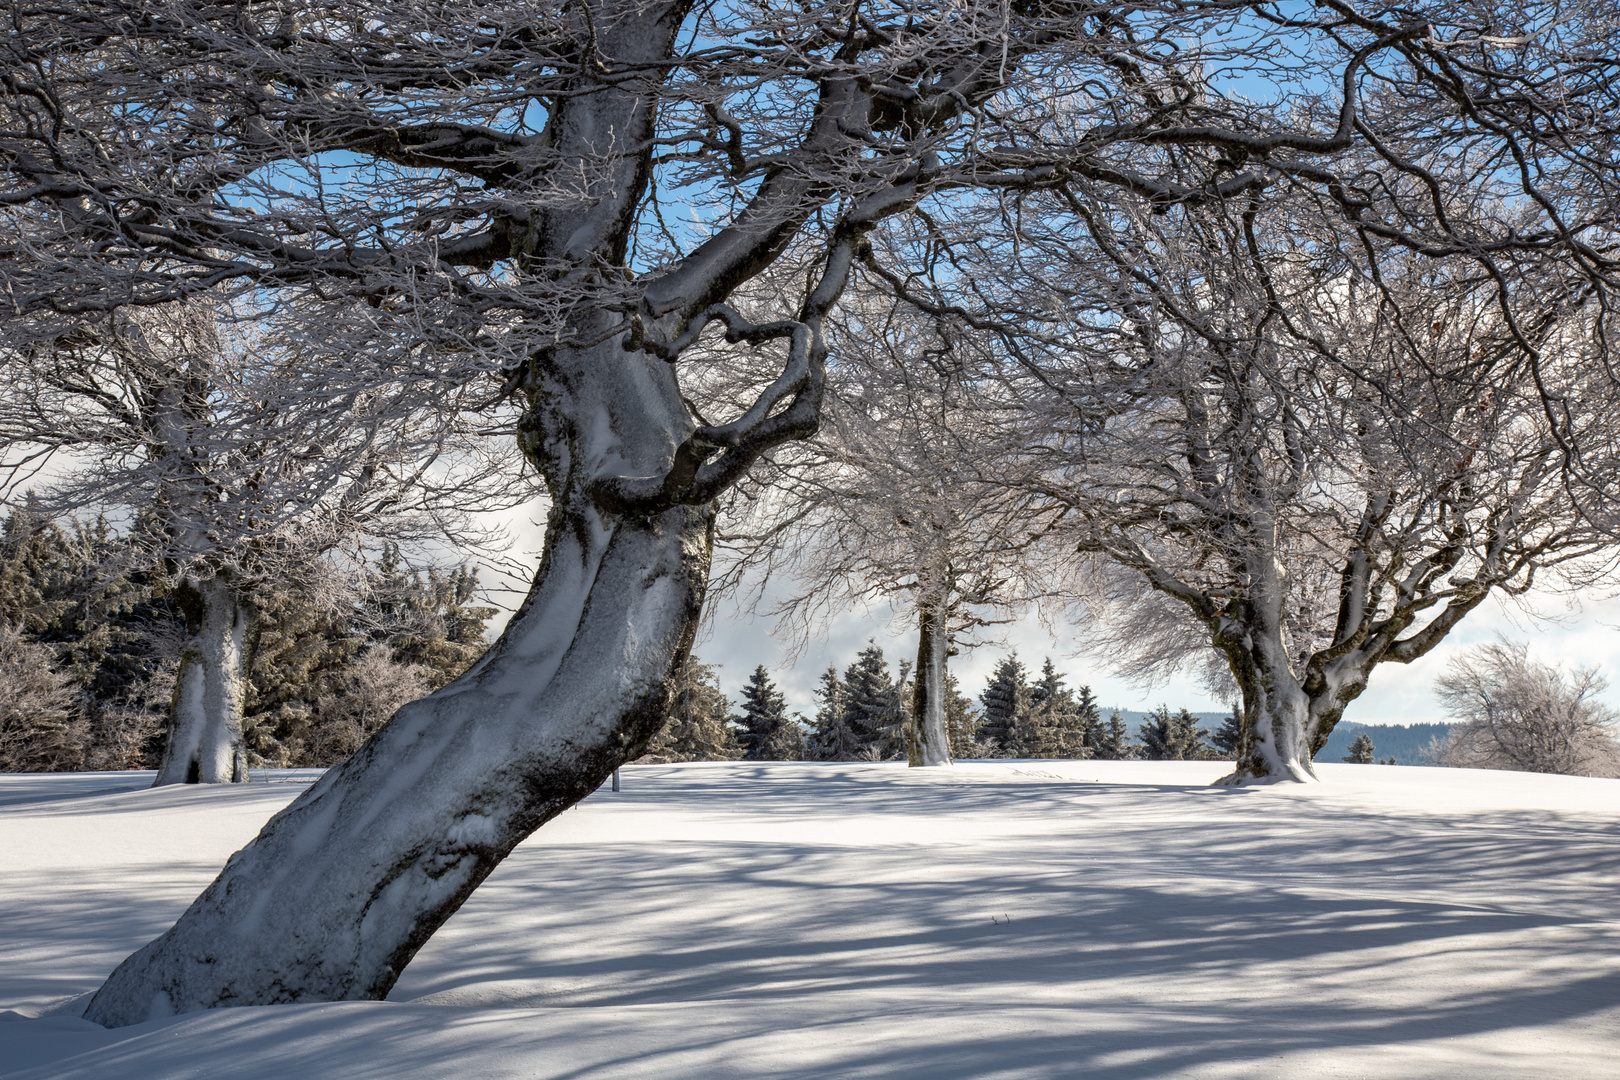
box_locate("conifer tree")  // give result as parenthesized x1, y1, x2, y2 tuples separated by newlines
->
(978, 655, 1028, 753)
(640, 657, 737, 762)
(1210, 708, 1245, 760)
(841, 642, 905, 760)
(0, 620, 82, 770)
(736, 665, 800, 761)
(809, 666, 860, 761)
(944, 673, 980, 759)
(1069, 685, 1103, 758)
(0, 505, 174, 769)
(1013, 658, 1096, 759)
(1343, 732, 1376, 764)
(1088, 710, 1135, 760)
(1139, 706, 1213, 760)
(364, 554, 499, 690)
(243, 559, 495, 766)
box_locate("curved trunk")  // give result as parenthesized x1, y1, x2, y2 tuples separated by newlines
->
(154, 575, 249, 786)
(907, 595, 952, 767)
(87, 335, 709, 1027)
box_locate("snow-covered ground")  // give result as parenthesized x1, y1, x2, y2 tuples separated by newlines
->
(3, 761, 1618, 1079)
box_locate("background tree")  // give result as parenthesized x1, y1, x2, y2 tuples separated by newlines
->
(1090, 712, 1137, 761)
(808, 667, 859, 763)
(1012, 658, 1098, 759)
(943, 674, 981, 760)
(1343, 733, 1377, 764)
(0, 620, 82, 771)
(1014, 207, 1618, 784)
(839, 643, 909, 761)
(1434, 641, 1620, 777)
(978, 657, 1029, 754)
(1209, 709, 1245, 762)
(639, 658, 738, 764)
(0, 505, 176, 768)
(717, 299, 1051, 767)
(1138, 707, 1214, 761)
(7, 0, 1617, 1025)
(736, 666, 801, 761)
(0, 304, 516, 784)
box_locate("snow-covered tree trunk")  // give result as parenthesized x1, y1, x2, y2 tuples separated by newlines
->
(1214, 550, 1321, 785)
(153, 574, 249, 785)
(86, 335, 711, 1025)
(907, 592, 952, 767)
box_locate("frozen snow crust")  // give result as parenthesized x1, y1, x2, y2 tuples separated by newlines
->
(3, 761, 1618, 1079)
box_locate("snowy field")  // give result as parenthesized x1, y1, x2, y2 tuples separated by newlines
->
(2, 761, 1618, 1079)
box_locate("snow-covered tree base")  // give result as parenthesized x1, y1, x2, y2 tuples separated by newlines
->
(1214, 760, 1319, 786)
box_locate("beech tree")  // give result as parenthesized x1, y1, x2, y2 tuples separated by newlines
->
(0, 305, 514, 784)
(4, 0, 1617, 1026)
(720, 303, 1047, 766)
(1020, 206, 1620, 783)
(1435, 640, 1620, 776)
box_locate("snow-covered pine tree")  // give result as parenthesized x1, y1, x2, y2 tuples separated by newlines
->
(245, 558, 497, 767)
(1088, 710, 1135, 760)
(842, 642, 905, 760)
(1014, 658, 1093, 758)
(945, 673, 980, 759)
(1070, 684, 1103, 758)
(737, 665, 800, 760)
(0, 505, 174, 769)
(1209, 708, 1245, 761)
(1139, 706, 1213, 761)
(0, 620, 82, 770)
(364, 555, 499, 691)
(639, 657, 737, 763)
(1343, 732, 1376, 764)
(978, 655, 1029, 753)
(808, 667, 859, 761)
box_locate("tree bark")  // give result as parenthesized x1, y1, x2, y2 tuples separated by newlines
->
(1214, 621, 1376, 785)
(154, 575, 249, 786)
(907, 594, 952, 766)
(86, 336, 711, 1026)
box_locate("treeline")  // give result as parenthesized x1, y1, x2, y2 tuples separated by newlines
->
(0, 507, 495, 772)
(642, 644, 1237, 764)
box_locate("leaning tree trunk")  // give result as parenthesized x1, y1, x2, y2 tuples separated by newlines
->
(85, 334, 710, 1026)
(907, 594, 953, 767)
(153, 574, 250, 786)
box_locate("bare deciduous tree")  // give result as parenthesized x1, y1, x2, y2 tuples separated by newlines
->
(0, 304, 519, 784)
(719, 305, 1051, 766)
(1435, 640, 1620, 777)
(2, 0, 1616, 1024)
(1017, 206, 1619, 784)
(306, 649, 433, 767)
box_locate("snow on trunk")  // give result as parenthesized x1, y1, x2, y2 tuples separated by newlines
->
(86, 336, 711, 1027)
(907, 595, 952, 767)
(1214, 561, 1321, 786)
(154, 575, 249, 786)
(1220, 684, 1317, 785)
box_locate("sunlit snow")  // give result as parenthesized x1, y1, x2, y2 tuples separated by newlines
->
(3, 761, 1618, 1078)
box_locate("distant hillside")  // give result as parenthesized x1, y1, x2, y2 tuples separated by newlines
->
(1105, 709, 1451, 766)
(1314, 722, 1452, 766)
